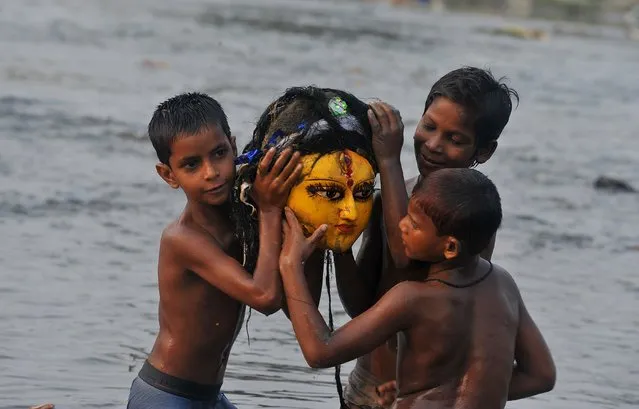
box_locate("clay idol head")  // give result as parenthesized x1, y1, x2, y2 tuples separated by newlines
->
(233, 86, 376, 269)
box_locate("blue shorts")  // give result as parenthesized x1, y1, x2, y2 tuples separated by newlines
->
(127, 361, 237, 409)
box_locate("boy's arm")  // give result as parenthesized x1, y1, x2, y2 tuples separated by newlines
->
(368, 102, 410, 269)
(508, 293, 556, 400)
(166, 208, 283, 315)
(283, 257, 412, 368)
(281, 249, 324, 318)
(280, 209, 411, 368)
(334, 191, 384, 317)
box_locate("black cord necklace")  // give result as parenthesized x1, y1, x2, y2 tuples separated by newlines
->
(423, 260, 493, 289)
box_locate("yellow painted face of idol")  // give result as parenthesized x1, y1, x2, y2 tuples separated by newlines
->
(287, 150, 375, 253)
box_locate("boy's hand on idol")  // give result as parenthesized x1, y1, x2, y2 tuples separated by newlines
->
(252, 148, 303, 213)
(375, 380, 398, 408)
(368, 101, 404, 163)
(280, 208, 327, 269)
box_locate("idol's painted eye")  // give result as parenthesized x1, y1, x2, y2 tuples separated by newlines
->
(306, 182, 345, 202)
(353, 181, 374, 201)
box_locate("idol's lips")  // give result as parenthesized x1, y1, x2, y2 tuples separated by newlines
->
(336, 224, 356, 233)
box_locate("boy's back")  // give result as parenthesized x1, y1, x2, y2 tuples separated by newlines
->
(395, 261, 519, 409)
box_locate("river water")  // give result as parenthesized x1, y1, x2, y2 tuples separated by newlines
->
(1, 0, 638, 408)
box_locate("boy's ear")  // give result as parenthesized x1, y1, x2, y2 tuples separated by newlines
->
(156, 163, 180, 189)
(443, 237, 461, 260)
(475, 140, 498, 164)
(230, 135, 237, 157)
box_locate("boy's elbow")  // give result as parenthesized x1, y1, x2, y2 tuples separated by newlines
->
(304, 348, 331, 369)
(539, 365, 556, 392)
(252, 291, 282, 316)
(532, 361, 556, 394)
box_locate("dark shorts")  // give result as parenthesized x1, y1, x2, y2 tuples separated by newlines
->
(127, 361, 237, 409)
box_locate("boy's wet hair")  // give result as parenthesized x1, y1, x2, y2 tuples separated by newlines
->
(424, 67, 519, 148)
(148, 92, 231, 165)
(412, 168, 502, 256)
(233, 85, 375, 273)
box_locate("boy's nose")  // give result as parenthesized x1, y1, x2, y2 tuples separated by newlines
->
(425, 134, 444, 154)
(399, 216, 408, 233)
(203, 161, 219, 180)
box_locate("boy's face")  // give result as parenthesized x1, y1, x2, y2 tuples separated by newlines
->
(156, 126, 237, 206)
(413, 96, 495, 176)
(399, 199, 459, 262)
(286, 150, 375, 253)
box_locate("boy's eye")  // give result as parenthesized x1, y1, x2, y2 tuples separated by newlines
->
(423, 123, 436, 132)
(182, 159, 200, 170)
(450, 135, 466, 145)
(213, 148, 228, 158)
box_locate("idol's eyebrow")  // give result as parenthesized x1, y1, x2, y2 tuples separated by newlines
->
(355, 178, 375, 185)
(304, 178, 345, 184)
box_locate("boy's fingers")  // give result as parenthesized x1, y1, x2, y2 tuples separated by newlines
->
(269, 148, 293, 176)
(308, 224, 328, 245)
(284, 207, 301, 229)
(281, 163, 303, 192)
(276, 152, 301, 185)
(368, 109, 381, 132)
(258, 148, 276, 176)
(370, 102, 390, 130)
(376, 380, 397, 394)
(382, 103, 400, 131)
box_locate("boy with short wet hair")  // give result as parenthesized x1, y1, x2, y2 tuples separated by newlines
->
(333, 67, 521, 408)
(280, 167, 556, 409)
(126, 92, 307, 408)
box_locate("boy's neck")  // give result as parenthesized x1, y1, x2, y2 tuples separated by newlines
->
(427, 254, 480, 279)
(185, 199, 232, 233)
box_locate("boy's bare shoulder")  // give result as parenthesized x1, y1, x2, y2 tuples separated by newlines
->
(489, 262, 524, 304)
(159, 218, 223, 257)
(491, 263, 519, 288)
(388, 280, 446, 309)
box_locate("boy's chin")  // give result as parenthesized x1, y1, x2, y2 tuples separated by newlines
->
(201, 190, 231, 206)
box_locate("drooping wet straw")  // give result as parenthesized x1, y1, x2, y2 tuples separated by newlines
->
(325, 250, 347, 408)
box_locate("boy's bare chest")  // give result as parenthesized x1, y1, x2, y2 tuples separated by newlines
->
(185, 282, 245, 339)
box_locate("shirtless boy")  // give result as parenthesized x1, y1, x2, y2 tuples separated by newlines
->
(279, 166, 556, 409)
(333, 67, 522, 408)
(126, 92, 311, 408)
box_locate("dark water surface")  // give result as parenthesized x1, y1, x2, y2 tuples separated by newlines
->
(1, 0, 638, 408)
